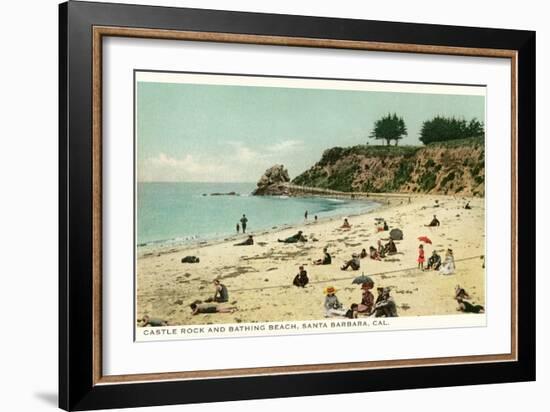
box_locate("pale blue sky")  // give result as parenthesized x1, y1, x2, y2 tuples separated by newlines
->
(137, 81, 485, 182)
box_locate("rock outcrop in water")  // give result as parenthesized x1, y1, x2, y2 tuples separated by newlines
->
(252, 164, 291, 196)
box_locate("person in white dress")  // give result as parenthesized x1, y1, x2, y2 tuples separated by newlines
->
(440, 248, 456, 275)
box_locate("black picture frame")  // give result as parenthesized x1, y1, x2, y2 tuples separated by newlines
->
(59, 1, 536, 410)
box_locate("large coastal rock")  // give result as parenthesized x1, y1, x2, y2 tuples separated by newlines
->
(252, 164, 291, 195)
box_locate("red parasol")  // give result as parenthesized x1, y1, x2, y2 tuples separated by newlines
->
(417, 236, 432, 244)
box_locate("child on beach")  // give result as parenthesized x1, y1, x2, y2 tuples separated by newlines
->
(324, 286, 347, 317)
(417, 244, 425, 270)
(236, 222, 240, 233)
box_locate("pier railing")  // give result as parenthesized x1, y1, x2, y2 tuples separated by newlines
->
(284, 183, 412, 200)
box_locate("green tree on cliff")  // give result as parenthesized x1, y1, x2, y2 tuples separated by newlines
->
(419, 116, 484, 145)
(369, 113, 408, 146)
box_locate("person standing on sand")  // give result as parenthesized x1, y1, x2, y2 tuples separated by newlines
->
(236, 222, 240, 233)
(417, 244, 425, 270)
(240, 214, 248, 233)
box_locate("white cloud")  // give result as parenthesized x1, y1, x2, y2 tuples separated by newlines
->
(267, 139, 303, 153)
(139, 140, 305, 182)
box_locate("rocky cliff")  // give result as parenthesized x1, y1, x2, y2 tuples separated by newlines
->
(291, 137, 485, 197)
(252, 164, 291, 195)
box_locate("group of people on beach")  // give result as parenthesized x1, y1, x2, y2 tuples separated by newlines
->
(323, 282, 398, 319)
(417, 246, 456, 275)
(139, 201, 479, 327)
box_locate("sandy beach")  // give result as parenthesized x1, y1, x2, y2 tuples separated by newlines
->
(136, 195, 485, 326)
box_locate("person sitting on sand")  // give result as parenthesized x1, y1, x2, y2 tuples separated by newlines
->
(278, 230, 307, 243)
(139, 315, 168, 327)
(464, 201, 471, 210)
(205, 279, 229, 303)
(234, 235, 254, 246)
(385, 238, 397, 255)
(313, 247, 332, 265)
(377, 240, 386, 259)
(358, 281, 375, 314)
(324, 286, 347, 317)
(369, 246, 381, 261)
(373, 287, 398, 317)
(383, 220, 389, 231)
(417, 244, 425, 270)
(455, 295, 484, 314)
(455, 284, 470, 300)
(360, 248, 368, 259)
(341, 218, 351, 229)
(426, 215, 440, 227)
(426, 250, 442, 270)
(440, 248, 456, 275)
(190, 301, 236, 315)
(341, 253, 361, 271)
(345, 303, 359, 319)
(293, 265, 309, 287)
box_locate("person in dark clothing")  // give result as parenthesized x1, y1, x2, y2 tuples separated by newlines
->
(278, 230, 307, 243)
(383, 220, 389, 231)
(206, 279, 229, 303)
(426, 250, 442, 270)
(304, 210, 308, 220)
(385, 238, 398, 255)
(373, 287, 398, 317)
(293, 266, 309, 287)
(341, 253, 361, 271)
(240, 214, 248, 233)
(236, 222, 240, 233)
(313, 248, 332, 265)
(181, 256, 200, 263)
(464, 201, 472, 210)
(455, 296, 484, 313)
(345, 303, 359, 319)
(359, 248, 368, 259)
(234, 235, 254, 246)
(426, 215, 440, 227)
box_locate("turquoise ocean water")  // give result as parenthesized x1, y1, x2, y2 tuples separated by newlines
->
(137, 182, 379, 249)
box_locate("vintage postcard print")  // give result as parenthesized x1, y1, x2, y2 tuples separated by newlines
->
(135, 71, 486, 341)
